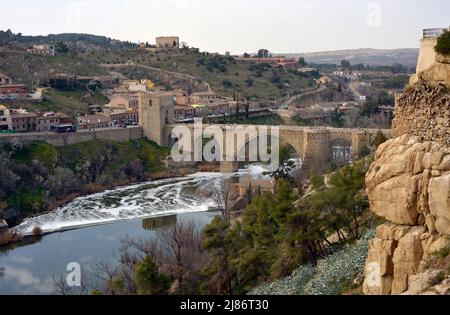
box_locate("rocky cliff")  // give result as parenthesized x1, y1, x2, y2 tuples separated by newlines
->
(363, 134, 450, 294)
(362, 43, 450, 294)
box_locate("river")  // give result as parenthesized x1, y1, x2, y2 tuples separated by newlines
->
(0, 165, 269, 295)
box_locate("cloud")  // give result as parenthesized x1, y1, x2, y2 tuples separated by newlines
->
(3, 265, 41, 286)
(2, 265, 55, 294)
(9, 255, 34, 264)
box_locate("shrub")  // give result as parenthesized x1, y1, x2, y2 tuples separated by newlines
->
(249, 228, 375, 295)
(32, 226, 43, 236)
(434, 245, 450, 259)
(435, 31, 450, 55)
(135, 256, 171, 295)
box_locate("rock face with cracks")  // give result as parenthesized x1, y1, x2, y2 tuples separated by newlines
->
(363, 83, 450, 295)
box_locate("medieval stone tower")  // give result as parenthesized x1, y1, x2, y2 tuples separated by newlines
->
(138, 92, 175, 147)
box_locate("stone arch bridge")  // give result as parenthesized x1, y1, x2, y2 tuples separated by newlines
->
(164, 124, 390, 176)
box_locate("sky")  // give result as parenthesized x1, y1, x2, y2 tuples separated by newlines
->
(1, 0, 449, 54)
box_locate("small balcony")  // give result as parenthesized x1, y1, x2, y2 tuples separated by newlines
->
(423, 27, 449, 38)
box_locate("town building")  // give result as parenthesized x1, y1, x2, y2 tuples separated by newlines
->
(77, 114, 113, 129)
(11, 112, 37, 132)
(0, 84, 29, 96)
(174, 106, 196, 121)
(0, 73, 13, 85)
(105, 109, 139, 126)
(27, 44, 55, 56)
(0, 105, 12, 131)
(190, 91, 219, 101)
(174, 90, 190, 106)
(238, 179, 276, 198)
(235, 56, 298, 68)
(36, 112, 72, 132)
(156, 36, 180, 49)
(108, 94, 139, 111)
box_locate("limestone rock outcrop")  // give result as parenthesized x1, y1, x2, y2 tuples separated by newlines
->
(363, 31, 450, 295)
(363, 134, 450, 295)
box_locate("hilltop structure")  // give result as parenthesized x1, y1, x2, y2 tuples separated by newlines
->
(409, 27, 450, 89)
(156, 36, 180, 49)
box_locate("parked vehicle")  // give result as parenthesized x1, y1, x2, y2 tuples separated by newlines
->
(50, 124, 77, 133)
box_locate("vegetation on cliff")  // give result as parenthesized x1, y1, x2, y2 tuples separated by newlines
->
(435, 31, 450, 56)
(0, 139, 168, 224)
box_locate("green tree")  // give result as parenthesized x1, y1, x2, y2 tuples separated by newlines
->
(134, 256, 171, 295)
(435, 31, 450, 55)
(341, 60, 351, 69)
(202, 217, 235, 295)
(309, 169, 324, 190)
(298, 57, 307, 67)
(55, 41, 69, 53)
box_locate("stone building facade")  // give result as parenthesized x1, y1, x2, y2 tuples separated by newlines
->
(156, 36, 179, 49)
(138, 92, 175, 146)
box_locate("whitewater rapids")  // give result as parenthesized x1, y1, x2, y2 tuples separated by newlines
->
(17, 165, 271, 235)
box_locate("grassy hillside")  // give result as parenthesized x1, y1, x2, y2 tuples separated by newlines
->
(0, 50, 108, 87)
(85, 48, 318, 100)
(0, 139, 168, 223)
(5, 88, 110, 116)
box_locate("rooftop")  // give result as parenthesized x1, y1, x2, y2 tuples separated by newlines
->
(78, 114, 111, 123)
(11, 112, 37, 119)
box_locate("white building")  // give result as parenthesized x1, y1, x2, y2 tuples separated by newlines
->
(0, 104, 12, 131)
(28, 44, 55, 56)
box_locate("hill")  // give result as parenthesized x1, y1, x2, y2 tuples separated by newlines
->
(86, 47, 318, 100)
(0, 49, 108, 86)
(281, 48, 419, 68)
(0, 30, 135, 49)
(1, 30, 319, 101)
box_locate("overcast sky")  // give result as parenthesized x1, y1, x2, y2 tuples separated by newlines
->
(2, 0, 449, 54)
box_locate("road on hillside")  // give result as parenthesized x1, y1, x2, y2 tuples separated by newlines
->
(280, 84, 327, 108)
(348, 79, 363, 101)
(100, 62, 212, 92)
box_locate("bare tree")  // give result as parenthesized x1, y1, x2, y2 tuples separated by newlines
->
(212, 179, 233, 221)
(53, 274, 89, 295)
(78, 221, 207, 295)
